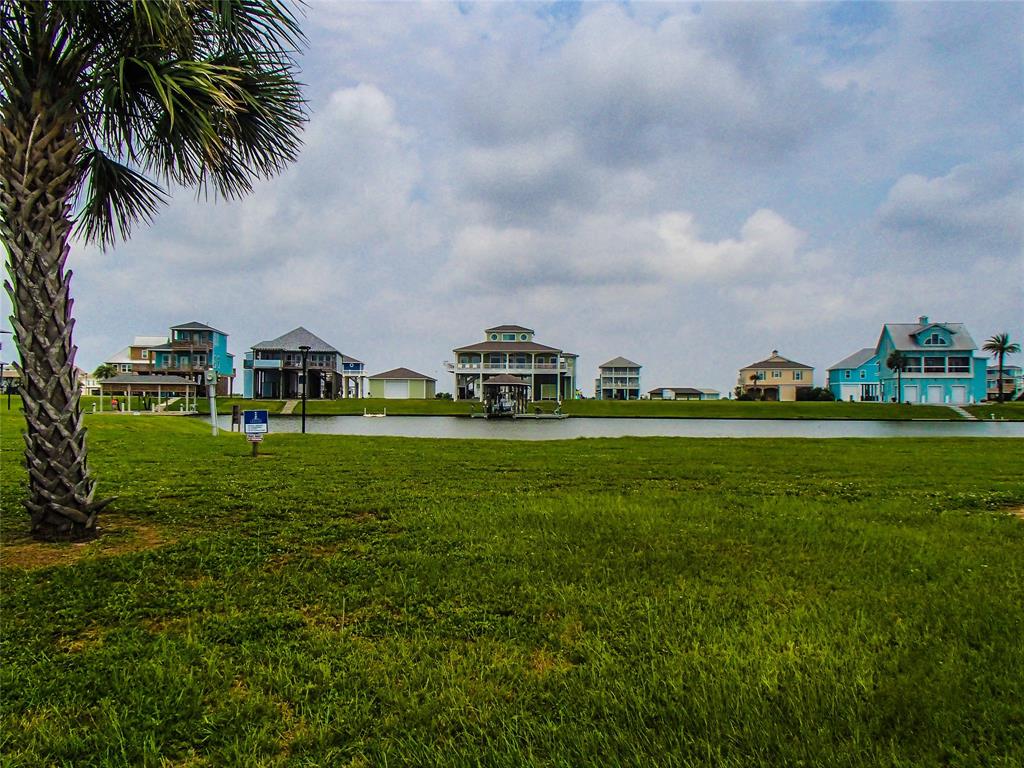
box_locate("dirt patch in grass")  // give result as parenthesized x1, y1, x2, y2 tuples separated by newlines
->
(1014, 507, 1024, 521)
(57, 625, 108, 653)
(529, 648, 575, 677)
(1, 515, 174, 570)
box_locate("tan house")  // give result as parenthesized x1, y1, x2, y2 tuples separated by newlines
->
(368, 368, 436, 399)
(738, 350, 814, 401)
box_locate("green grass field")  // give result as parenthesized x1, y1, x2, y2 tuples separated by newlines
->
(966, 402, 1024, 421)
(198, 396, 961, 420)
(2, 409, 1022, 766)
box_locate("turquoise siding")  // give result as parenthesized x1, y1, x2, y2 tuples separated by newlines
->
(876, 327, 985, 404)
(828, 354, 880, 401)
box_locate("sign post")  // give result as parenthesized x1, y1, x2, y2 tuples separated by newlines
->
(206, 368, 219, 436)
(243, 409, 269, 457)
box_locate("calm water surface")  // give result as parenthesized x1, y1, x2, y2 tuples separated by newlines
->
(217, 415, 1024, 440)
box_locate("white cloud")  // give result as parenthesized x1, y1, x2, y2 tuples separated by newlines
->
(877, 156, 1023, 255)
(440, 207, 829, 299)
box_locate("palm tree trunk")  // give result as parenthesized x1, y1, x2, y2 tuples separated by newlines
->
(997, 351, 1005, 403)
(0, 101, 110, 541)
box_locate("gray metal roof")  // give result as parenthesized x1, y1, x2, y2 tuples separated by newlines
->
(252, 327, 338, 353)
(827, 347, 876, 372)
(170, 321, 227, 335)
(485, 324, 534, 333)
(881, 322, 977, 352)
(600, 356, 641, 369)
(649, 386, 702, 395)
(454, 341, 563, 353)
(99, 375, 197, 386)
(369, 367, 436, 381)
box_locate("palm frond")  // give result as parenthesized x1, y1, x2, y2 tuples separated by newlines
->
(73, 148, 167, 247)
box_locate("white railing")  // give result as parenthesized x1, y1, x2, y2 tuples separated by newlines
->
(454, 363, 569, 371)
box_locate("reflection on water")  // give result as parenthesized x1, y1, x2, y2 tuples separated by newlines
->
(217, 415, 1024, 441)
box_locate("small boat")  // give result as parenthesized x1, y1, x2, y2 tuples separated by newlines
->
(362, 408, 387, 418)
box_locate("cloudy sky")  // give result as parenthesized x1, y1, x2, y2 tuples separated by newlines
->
(5, 1, 1022, 395)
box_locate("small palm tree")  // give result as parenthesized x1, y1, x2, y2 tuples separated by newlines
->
(92, 363, 116, 381)
(1, 1, 306, 540)
(982, 333, 1021, 403)
(886, 350, 908, 403)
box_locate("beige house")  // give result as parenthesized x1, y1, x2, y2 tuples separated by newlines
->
(368, 368, 436, 399)
(738, 350, 814, 401)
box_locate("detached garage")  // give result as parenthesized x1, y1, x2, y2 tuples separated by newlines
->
(368, 368, 437, 399)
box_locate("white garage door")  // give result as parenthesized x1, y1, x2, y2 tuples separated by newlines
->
(951, 386, 966, 404)
(384, 380, 407, 399)
(840, 384, 861, 402)
(903, 385, 919, 403)
(927, 385, 943, 404)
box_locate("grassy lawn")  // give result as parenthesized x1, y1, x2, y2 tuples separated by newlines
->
(967, 402, 1024, 421)
(2, 409, 1022, 766)
(199, 396, 961, 420)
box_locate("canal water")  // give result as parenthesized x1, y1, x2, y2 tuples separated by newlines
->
(217, 414, 1024, 440)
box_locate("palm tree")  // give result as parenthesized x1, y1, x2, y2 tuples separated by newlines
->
(982, 333, 1021, 403)
(1, 1, 306, 540)
(886, 350, 908, 403)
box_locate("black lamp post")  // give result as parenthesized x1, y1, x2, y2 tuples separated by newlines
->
(299, 345, 310, 434)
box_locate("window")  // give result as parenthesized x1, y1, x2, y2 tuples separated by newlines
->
(520, 334, 528, 341)
(948, 356, 970, 373)
(502, 333, 516, 341)
(772, 370, 782, 379)
(923, 333, 948, 346)
(860, 370, 866, 379)
(844, 370, 851, 379)
(120, 364, 131, 372)
(487, 353, 502, 365)
(904, 357, 922, 372)
(924, 357, 945, 373)
(794, 371, 803, 381)
(459, 354, 469, 364)
(489, 333, 498, 341)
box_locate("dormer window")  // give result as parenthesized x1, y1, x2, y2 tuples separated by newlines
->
(502, 333, 516, 341)
(520, 334, 528, 341)
(923, 332, 947, 346)
(490, 333, 498, 341)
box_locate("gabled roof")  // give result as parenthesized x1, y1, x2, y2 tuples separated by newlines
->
(252, 327, 338, 353)
(827, 347, 876, 372)
(104, 346, 133, 364)
(485, 374, 530, 386)
(600, 356, 641, 369)
(132, 335, 168, 348)
(369, 367, 436, 381)
(881, 322, 976, 352)
(341, 354, 363, 364)
(454, 341, 563, 354)
(485, 324, 534, 333)
(650, 386, 702, 395)
(171, 321, 227, 335)
(742, 352, 813, 370)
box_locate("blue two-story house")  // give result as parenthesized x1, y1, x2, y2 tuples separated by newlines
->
(876, 316, 986, 404)
(243, 327, 365, 399)
(150, 321, 234, 395)
(827, 348, 880, 401)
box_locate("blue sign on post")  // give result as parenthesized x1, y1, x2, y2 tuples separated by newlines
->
(243, 410, 269, 435)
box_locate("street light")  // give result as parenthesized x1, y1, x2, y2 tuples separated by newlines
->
(298, 344, 310, 434)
